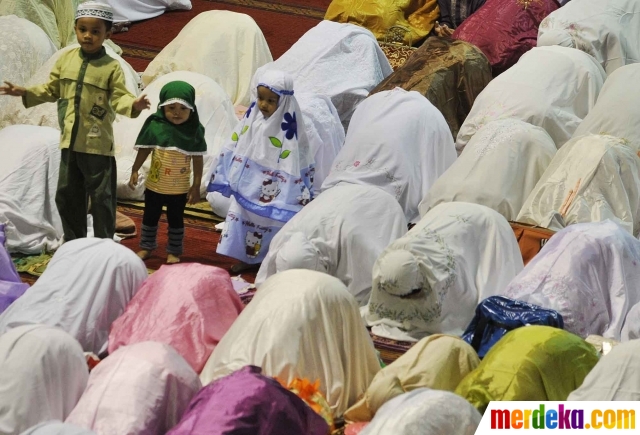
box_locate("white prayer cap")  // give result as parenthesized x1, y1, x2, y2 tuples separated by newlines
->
(76, 1, 114, 22)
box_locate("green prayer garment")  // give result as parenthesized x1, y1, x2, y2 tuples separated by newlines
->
(135, 80, 207, 156)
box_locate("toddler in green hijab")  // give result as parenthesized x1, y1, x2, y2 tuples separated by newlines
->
(129, 80, 206, 264)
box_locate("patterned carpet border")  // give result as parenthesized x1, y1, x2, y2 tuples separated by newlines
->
(117, 200, 224, 224)
(119, 44, 160, 60)
(203, 0, 326, 19)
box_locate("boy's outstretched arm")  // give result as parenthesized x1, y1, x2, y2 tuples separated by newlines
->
(188, 156, 204, 204)
(133, 94, 151, 113)
(0, 81, 26, 97)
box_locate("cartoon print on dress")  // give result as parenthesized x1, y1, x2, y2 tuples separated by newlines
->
(259, 179, 280, 203)
(297, 185, 311, 206)
(245, 231, 263, 258)
(308, 167, 315, 185)
(87, 123, 101, 138)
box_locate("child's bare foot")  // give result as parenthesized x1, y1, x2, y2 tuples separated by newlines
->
(137, 250, 152, 260)
(167, 254, 181, 264)
(230, 261, 260, 274)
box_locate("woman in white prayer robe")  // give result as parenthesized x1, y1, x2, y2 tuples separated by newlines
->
(321, 88, 456, 224)
(455, 46, 606, 152)
(0, 0, 79, 49)
(492, 221, 640, 340)
(517, 134, 640, 236)
(0, 238, 147, 355)
(364, 202, 523, 341)
(572, 64, 640, 150)
(108, 0, 191, 23)
(142, 11, 272, 107)
(253, 20, 392, 130)
(199, 269, 381, 418)
(537, 0, 640, 75)
(0, 325, 88, 435)
(256, 183, 408, 305)
(419, 118, 556, 220)
(0, 43, 139, 130)
(359, 388, 481, 435)
(0, 15, 56, 122)
(0, 125, 62, 254)
(568, 339, 640, 401)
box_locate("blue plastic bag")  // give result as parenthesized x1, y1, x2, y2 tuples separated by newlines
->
(462, 296, 564, 358)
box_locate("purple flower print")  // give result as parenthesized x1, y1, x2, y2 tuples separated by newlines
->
(281, 112, 298, 140)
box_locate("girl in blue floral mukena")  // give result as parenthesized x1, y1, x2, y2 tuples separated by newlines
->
(208, 70, 315, 273)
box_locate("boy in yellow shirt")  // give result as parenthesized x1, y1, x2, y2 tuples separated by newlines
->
(0, 1, 150, 242)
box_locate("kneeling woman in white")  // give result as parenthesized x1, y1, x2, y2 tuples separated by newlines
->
(256, 183, 407, 305)
(364, 202, 523, 341)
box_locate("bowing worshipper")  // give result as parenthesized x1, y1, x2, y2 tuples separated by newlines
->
(0, 15, 56, 121)
(141, 10, 272, 106)
(321, 88, 456, 224)
(0, 0, 80, 49)
(419, 119, 556, 220)
(114, 71, 235, 201)
(199, 270, 381, 419)
(568, 339, 640, 401)
(324, 0, 439, 47)
(207, 70, 314, 272)
(0, 125, 62, 254)
(0, 1, 150, 242)
(490, 221, 640, 341)
(0, 41, 139, 131)
(108, 263, 244, 374)
(167, 366, 330, 435)
(369, 36, 492, 139)
(253, 21, 392, 130)
(537, 0, 640, 75)
(66, 342, 201, 435)
(128, 81, 206, 264)
(19, 422, 95, 435)
(455, 46, 606, 153)
(106, 0, 191, 24)
(256, 184, 407, 306)
(456, 326, 599, 413)
(517, 135, 640, 236)
(0, 325, 88, 435)
(358, 388, 482, 435)
(572, 64, 640, 150)
(364, 202, 523, 341)
(0, 238, 147, 355)
(0, 224, 29, 313)
(451, 0, 558, 75)
(345, 335, 480, 423)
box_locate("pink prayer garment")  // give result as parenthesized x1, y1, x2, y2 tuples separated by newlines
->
(108, 263, 244, 373)
(66, 341, 201, 435)
(0, 223, 29, 313)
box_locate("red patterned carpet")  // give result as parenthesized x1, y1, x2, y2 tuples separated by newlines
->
(112, 0, 332, 71)
(119, 206, 257, 283)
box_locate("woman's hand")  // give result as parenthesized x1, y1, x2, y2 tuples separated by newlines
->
(434, 22, 455, 37)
